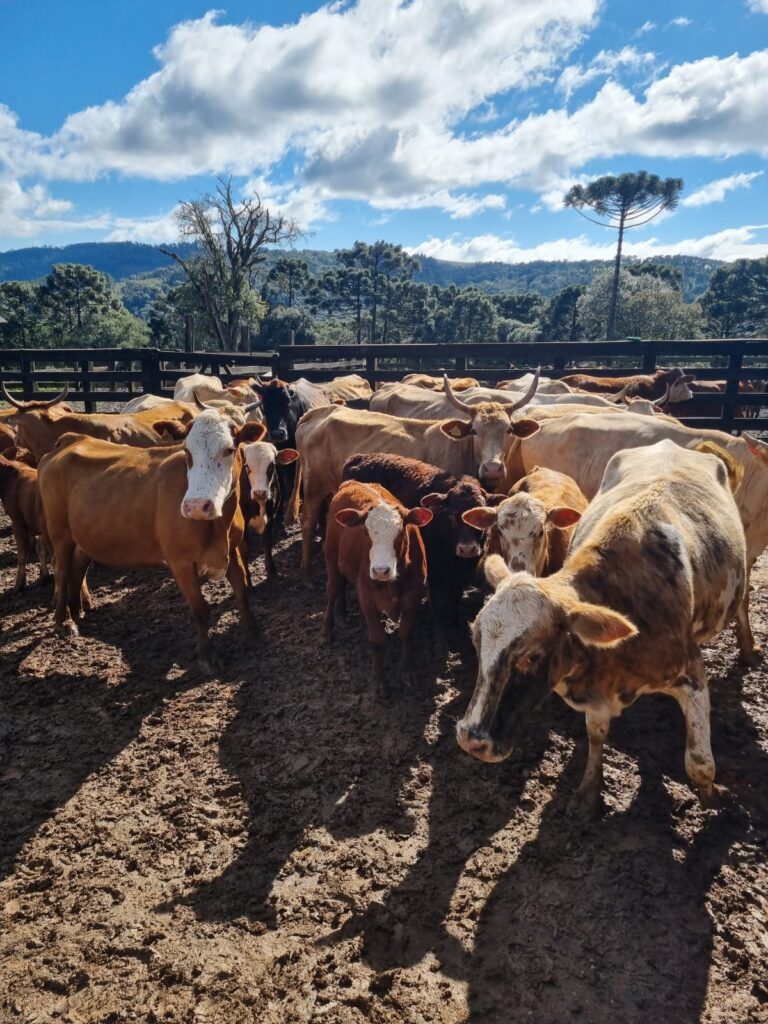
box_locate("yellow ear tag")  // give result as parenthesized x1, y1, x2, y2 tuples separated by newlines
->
(449, 425, 463, 438)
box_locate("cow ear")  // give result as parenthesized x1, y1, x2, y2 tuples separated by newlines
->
(420, 492, 448, 511)
(681, 374, 695, 383)
(331, 397, 346, 406)
(744, 433, 768, 465)
(569, 602, 637, 648)
(236, 421, 267, 445)
(462, 506, 498, 530)
(154, 419, 188, 441)
(275, 447, 299, 465)
(405, 507, 433, 528)
(484, 554, 511, 590)
(548, 506, 582, 528)
(509, 418, 540, 438)
(440, 419, 473, 440)
(484, 492, 509, 507)
(335, 508, 366, 528)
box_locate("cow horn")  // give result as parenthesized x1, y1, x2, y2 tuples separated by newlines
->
(1, 382, 68, 409)
(443, 374, 474, 415)
(243, 399, 262, 413)
(506, 366, 540, 414)
(192, 388, 210, 410)
(605, 383, 631, 404)
(656, 383, 672, 407)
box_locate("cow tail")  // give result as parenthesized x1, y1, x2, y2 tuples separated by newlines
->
(695, 441, 744, 493)
(285, 457, 303, 526)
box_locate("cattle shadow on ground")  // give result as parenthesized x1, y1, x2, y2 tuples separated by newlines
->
(0, 562, 251, 884)
(187, 534, 451, 927)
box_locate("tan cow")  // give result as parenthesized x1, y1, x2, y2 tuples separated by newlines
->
(463, 466, 587, 575)
(401, 373, 479, 390)
(288, 382, 540, 578)
(0, 450, 49, 592)
(504, 406, 768, 663)
(497, 374, 573, 395)
(458, 439, 746, 816)
(38, 413, 266, 671)
(1, 385, 190, 461)
(173, 373, 257, 406)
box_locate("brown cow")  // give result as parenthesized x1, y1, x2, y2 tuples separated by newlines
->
(0, 451, 50, 592)
(0, 420, 16, 451)
(463, 466, 587, 576)
(2, 384, 189, 461)
(37, 412, 266, 671)
(560, 367, 693, 402)
(323, 480, 432, 693)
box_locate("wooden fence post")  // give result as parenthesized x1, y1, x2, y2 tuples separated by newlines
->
(722, 349, 743, 433)
(20, 352, 32, 399)
(240, 324, 251, 352)
(365, 352, 376, 389)
(80, 357, 94, 412)
(642, 344, 656, 374)
(455, 354, 467, 374)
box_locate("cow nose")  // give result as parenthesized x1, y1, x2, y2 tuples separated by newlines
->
(480, 461, 504, 481)
(510, 556, 526, 572)
(456, 722, 495, 761)
(251, 489, 268, 503)
(270, 427, 288, 443)
(370, 565, 393, 581)
(181, 498, 216, 520)
(456, 541, 481, 558)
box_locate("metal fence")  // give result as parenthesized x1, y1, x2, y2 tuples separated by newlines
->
(1, 339, 767, 432)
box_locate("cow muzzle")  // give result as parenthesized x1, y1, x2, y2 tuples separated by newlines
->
(479, 461, 504, 484)
(456, 722, 506, 763)
(509, 555, 527, 572)
(269, 427, 288, 443)
(181, 497, 218, 520)
(370, 565, 395, 582)
(456, 540, 482, 558)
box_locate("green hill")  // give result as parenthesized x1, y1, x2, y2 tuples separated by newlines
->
(0, 240, 720, 303)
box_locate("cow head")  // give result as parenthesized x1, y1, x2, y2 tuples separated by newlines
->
(1, 382, 69, 412)
(181, 412, 265, 520)
(439, 373, 541, 487)
(456, 557, 637, 763)
(421, 482, 506, 559)
(463, 495, 582, 574)
(335, 500, 432, 582)
(662, 368, 694, 403)
(254, 379, 298, 444)
(192, 389, 262, 425)
(241, 442, 299, 530)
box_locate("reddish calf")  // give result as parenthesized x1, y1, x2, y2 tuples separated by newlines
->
(0, 451, 50, 592)
(323, 481, 432, 692)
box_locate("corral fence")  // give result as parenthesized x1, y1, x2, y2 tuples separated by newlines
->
(1, 339, 767, 432)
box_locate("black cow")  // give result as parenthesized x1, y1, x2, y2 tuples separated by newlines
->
(239, 440, 300, 580)
(342, 453, 505, 625)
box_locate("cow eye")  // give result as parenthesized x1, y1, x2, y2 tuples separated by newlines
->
(224, 446, 236, 457)
(518, 653, 539, 674)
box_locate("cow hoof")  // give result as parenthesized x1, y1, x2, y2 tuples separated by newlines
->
(566, 790, 603, 821)
(738, 645, 762, 667)
(55, 621, 79, 639)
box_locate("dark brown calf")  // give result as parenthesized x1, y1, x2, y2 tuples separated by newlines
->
(561, 367, 693, 401)
(323, 480, 432, 693)
(0, 452, 50, 592)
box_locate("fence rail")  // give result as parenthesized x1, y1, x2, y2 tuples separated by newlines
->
(1, 340, 767, 432)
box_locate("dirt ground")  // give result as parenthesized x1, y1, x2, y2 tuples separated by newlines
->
(0, 514, 767, 1024)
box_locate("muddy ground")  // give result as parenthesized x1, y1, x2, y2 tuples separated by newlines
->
(0, 515, 766, 1024)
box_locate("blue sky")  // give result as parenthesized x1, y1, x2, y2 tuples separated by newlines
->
(1, 0, 767, 262)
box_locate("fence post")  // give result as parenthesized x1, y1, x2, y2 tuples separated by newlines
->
(140, 350, 162, 396)
(552, 354, 566, 375)
(642, 344, 656, 374)
(455, 354, 467, 375)
(722, 349, 743, 434)
(20, 352, 32, 399)
(240, 324, 251, 352)
(365, 351, 376, 389)
(80, 357, 94, 412)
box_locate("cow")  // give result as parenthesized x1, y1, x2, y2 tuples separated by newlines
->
(503, 406, 768, 663)
(323, 480, 432, 693)
(1, 385, 189, 462)
(458, 439, 746, 817)
(0, 450, 50, 592)
(37, 413, 266, 672)
(401, 374, 480, 391)
(497, 374, 573, 395)
(560, 366, 694, 403)
(123, 392, 263, 424)
(0, 420, 16, 452)
(173, 373, 257, 406)
(288, 378, 541, 578)
(239, 440, 299, 580)
(463, 466, 587, 576)
(319, 374, 373, 408)
(666, 379, 760, 420)
(342, 453, 506, 625)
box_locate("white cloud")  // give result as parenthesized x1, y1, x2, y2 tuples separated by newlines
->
(747, 0, 768, 13)
(557, 47, 656, 101)
(0, 175, 76, 238)
(668, 17, 692, 27)
(635, 20, 657, 35)
(681, 171, 764, 207)
(409, 225, 768, 263)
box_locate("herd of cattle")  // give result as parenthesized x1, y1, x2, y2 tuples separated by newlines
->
(1, 364, 767, 816)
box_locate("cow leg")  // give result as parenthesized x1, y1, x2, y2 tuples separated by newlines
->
(238, 537, 253, 590)
(171, 564, 214, 672)
(323, 567, 342, 641)
(300, 487, 325, 581)
(263, 523, 278, 580)
(10, 524, 30, 593)
(670, 663, 716, 803)
(735, 567, 761, 665)
(67, 549, 93, 621)
(36, 535, 51, 585)
(52, 539, 78, 637)
(359, 591, 388, 697)
(227, 548, 257, 642)
(569, 705, 611, 819)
